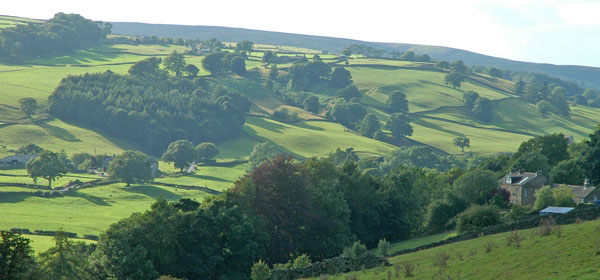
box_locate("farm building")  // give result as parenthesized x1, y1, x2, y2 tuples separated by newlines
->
(552, 179, 600, 204)
(0, 154, 38, 167)
(499, 169, 548, 206)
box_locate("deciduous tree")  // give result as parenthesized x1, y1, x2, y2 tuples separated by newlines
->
(358, 113, 380, 138)
(385, 113, 413, 139)
(26, 150, 68, 188)
(386, 91, 408, 113)
(163, 51, 186, 77)
(161, 140, 196, 172)
(195, 142, 219, 162)
(108, 150, 153, 187)
(444, 72, 464, 88)
(453, 136, 470, 152)
(18, 97, 37, 117)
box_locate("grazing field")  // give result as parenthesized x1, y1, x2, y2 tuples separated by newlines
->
(370, 231, 457, 256)
(308, 220, 600, 280)
(0, 183, 212, 237)
(243, 116, 397, 158)
(23, 234, 96, 253)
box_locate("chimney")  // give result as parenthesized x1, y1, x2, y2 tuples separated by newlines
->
(584, 179, 591, 189)
(510, 168, 517, 174)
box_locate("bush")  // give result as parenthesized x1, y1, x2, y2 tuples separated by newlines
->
(377, 238, 390, 257)
(341, 241, 367, 259)
(456, 205, 502, 233)
(270, 253, 388, 280)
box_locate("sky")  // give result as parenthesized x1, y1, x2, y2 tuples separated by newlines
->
(4, 0, 600, 67)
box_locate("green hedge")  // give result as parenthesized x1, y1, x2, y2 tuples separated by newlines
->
(270, 253, 388, 280)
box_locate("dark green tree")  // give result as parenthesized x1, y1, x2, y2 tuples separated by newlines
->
(451, 60, 468, 74)
(511, 151, 550, 175)
(195, 142, 219, 162)
(18, 97, 37, 117)
(15, 143, 43, 155)
(235, 40, 254, 56)
(513, 133, 569, 166)
(230, 56, 246, 75)
(269, 64, 278, 80)
(358, 113, 381, 138)
(537, 100, 554, 117)
(472, 97, 493, 121)
(549, 86, 570, 116)
(534, 186, 554, 210)
(386, 91, 408, 113)
(330, 101, 366, 128)
(337, 85, 361, 101)
(247, 142, 279, 171)
(303, 95, 320, 114)
(453, 136, 470, 152)
(128, 57, 162, 76)
(108, 151, 153, 187)
(201, 52, 226, 75)
(26, 150, 68, 188)
(0, 231, 37, 280)
(163, 51, 186, 77)
(435, 60, 450, 69)
(444, 72, 464, 88)
(161, 140, 196, 172)
(585, 125, 600, 184)
(262, 51, 275, 64)
(385, 113, 413, 139)
(183, 64, 199, 77)
(488, 67, 503, 78)
(38, 230, 87, 279)
(331, 67, 352, 89)
(515, 79, 526, 95)
(456, 205, 501, 233)
(462, 91, 480, 109)
(453, 169, 497, 205)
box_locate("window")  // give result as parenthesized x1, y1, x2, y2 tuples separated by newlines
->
(594, 196, 598, 201)
(524, 189, 528, 197)
(580, 198, 585, 203)
(505, 177, 510, 184)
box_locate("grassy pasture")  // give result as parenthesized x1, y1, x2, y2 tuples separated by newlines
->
(0, 119, 137, 158)
(243, 116, 396, 158)
(22, 234, 96, 253)
(308, 220, 600, 280)
(0, 183, 212, 236)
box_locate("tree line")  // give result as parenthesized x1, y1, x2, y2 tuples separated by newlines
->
(0, 13, 111, 62)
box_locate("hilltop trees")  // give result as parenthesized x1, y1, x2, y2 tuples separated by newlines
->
(235, 40, 254, 57)
(462, 91, 479, 109)
(161, 140, 196, 172)
(230, 56, 247, 75)
(0, 13, 111, 61)
(472, 97, 493, 121)
(202, 52, 227, 75)
(26, 150, 68, 189)
(386, 91, 409, 113)
(330, 100, 366, 128)
(386, 113, 413, 139)
(18, 97, 37, 117)
(289, 61, 331, 91)
(108, 151, 153, 187)
(337, 85, 361, 101)
(451, 60, 468, 74)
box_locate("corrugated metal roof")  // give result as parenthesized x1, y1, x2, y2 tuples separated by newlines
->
(540, 206, 575, 214)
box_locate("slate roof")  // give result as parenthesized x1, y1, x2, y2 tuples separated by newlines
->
(552, 183, 597, 199)
(499, 171, 545, 186)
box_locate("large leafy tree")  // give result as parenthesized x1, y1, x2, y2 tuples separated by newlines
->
(358, 113, 380, 138)
(108, 151, 153, 187)
(444, 72, 464, 88)
(534, 186, 555, 210)
(472, 97, 493, 121)
(0, 231, 38, 279)
(16, 143, 43, 155)
(247, 142, 279, 171)
(18, 97, 37, 117)
(128, 57, 162, 76)
(235, 40, 254, 56)
(385, 113, 413, 139)
(229, 56, 246, 75)
(163, 51, 186, 77)
(161, 140, 196, 172)
(513, 133, 569, 166)
(462, 91, 479, 109)
(452, 169, 498, 205)
(386, 91, 408, 113)
(331, 67, 352, 88)
(26, 150, 68, 188)
(195, 142, 219, 162)
(337, 85, 361, 101)
(511, 151, 550, 174)
(453, 136, 470, 152)
(201, 52, 227, 75)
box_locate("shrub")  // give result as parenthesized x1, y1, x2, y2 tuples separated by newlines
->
(377, 238, 390, 257)
(506, 231, 526, 248)
(433, 252, 450, 268)
(484, 241, 495, 253)
(456, 205, 502, 233)
(342, 241, 367, 259)
(402, 262, 415, 277)
(251, 260, 271, 280)
(534, 216, 557, 236)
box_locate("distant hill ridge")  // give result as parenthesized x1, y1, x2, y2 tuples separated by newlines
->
(110, 21, 600, 89)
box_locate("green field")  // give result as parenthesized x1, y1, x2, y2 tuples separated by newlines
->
(309, 219, 600, 280)
(0, 183, 212, 237)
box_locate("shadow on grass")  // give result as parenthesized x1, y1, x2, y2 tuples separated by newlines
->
(0, 192, 28, 203)
(124, 185, 181, 201)
(187, 174, 232, 183)
(247, 117, 287, 133)
(65, 191, 110, 206)
(290, 121, 325, 131)
(37, 122, 80, 142)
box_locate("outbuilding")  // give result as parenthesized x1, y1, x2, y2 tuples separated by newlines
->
(539, 206, 574, 216)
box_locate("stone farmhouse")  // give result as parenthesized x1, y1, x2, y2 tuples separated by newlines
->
(499, 169, 600, 206)
(0, 154, 38, 167)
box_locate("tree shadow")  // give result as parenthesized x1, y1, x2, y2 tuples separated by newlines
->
(290, 121, 325, 131)
(187, 174, 232, 183)
(124, 185, 181, 201)
(0, 192, 28, 203)
(65, 191, 110, 206)
(37, 122, 81, 142)
(247, 117, 287, 133)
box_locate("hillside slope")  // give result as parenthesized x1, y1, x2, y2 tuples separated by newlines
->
(110, 21, 600, 89)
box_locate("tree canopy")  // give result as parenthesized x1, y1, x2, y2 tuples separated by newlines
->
(18, 97, 37, 117)
(386, 113, 413, 139)
(26, 150, 68, 188)
(161, 140, 196, 172)
(108, 151, 153, 187)
(386, 91, 408, 113)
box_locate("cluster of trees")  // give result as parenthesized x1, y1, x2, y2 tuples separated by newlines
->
(48, 70, 250, 153)
(0, 13, 111, 61)
(462, 91, 493, 122)
(161, 140, 220, 171)
(201, 51, 247, 75)
(442, 60, 469, 89)
(342, 44, 431, 62)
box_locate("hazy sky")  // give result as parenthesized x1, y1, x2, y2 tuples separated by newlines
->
(5, 0, 600, 67)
